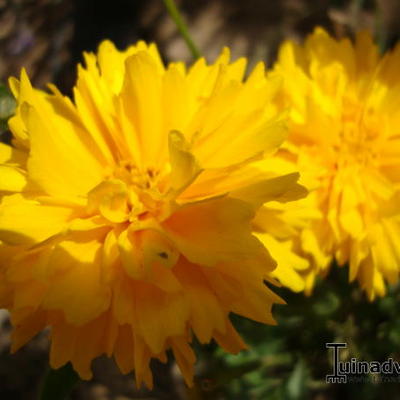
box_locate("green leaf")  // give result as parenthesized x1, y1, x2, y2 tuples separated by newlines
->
(285, 359, 308, 400)
(312, 291, 340, 316)
(0, 83, 15, 131)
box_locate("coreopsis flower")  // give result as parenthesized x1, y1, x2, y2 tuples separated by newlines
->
(252, 157, 326, 294)
(265, 27, 400, 299)
(0, 41, 305, 387)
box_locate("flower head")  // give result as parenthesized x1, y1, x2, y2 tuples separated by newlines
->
(0, 41, 305, 386)
(264, 28, 400, 299)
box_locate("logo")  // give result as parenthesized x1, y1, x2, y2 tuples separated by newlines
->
(326, 343, 400, 384)
(326, 343, 348, 383)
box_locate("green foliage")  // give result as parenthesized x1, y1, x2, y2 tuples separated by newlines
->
(0, 83, 15, 134)
(193, 267, 400, 399)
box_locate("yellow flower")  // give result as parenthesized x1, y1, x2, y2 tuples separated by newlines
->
(0, 41, 305, 387)
(252, 161, 324, 294)
(264, 27, 400, 299)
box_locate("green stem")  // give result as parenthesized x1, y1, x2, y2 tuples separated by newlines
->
(162, 0, 201, 59)
(39, 363, 80, 400)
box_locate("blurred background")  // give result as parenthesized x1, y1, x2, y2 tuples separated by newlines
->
(1, 0, 400, 399)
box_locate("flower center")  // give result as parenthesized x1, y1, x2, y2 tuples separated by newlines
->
(335, 96, 380, 169)
(86, 161, 170, 224)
